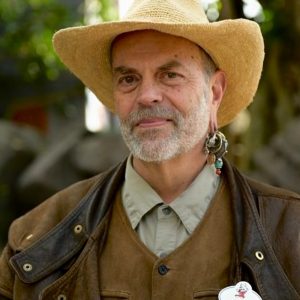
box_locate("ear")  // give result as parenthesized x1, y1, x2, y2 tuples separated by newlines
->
(211, 70, 227, 109)
(209, 70, 227, 131)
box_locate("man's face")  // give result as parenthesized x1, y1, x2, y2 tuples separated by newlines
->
(111, 30, 215, 162)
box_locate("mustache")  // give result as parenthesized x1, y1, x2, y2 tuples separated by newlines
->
(122, 106, 182, 127)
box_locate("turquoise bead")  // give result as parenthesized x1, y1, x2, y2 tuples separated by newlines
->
(215, 158, 223, 169)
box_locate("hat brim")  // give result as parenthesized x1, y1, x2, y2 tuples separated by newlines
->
(53, 19, 264, 127)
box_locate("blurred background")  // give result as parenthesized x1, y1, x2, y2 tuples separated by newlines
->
(0, 0, 300, 247)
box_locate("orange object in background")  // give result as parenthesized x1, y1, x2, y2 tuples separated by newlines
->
(10, 103, 48, 134)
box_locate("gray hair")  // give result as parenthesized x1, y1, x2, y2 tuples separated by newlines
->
(198, 47, 218, 81)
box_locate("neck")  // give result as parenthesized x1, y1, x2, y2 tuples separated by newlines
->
(132, 143, 207, 204)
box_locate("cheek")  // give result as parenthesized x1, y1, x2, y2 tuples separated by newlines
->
(169, 88, 197, 113)
(114, 92, 134, 120)
(167, 87, 188, 107)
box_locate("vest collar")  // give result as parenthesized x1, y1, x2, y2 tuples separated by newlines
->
(9, 158, 299, 298)
(9, 160, 126, 284)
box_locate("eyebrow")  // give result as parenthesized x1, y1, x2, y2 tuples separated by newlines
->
(112, 66, 137, 75)
(112, 60, 185, 76)
(158, 60, 183, 72)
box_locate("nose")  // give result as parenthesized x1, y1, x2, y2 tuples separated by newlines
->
(136, 77, 163, 106)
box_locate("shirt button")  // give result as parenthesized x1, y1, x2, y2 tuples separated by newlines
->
(158, 264, 169, 275)
(162, 206, 172, 215)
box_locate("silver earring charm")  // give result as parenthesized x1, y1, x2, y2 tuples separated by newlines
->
(204, 130, 228, 175)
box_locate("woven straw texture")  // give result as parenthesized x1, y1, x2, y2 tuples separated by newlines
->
(53, 0, 264, 127)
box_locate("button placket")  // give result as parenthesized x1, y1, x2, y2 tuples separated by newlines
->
(159, 252, 168, 258)
(162, 206, 172, 216)
(155, 205, 179, 256)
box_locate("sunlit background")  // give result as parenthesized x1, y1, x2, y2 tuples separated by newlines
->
(1, 0, 300, 247)
(85, 0, 264, 133)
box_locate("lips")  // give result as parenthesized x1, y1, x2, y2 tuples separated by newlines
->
(136, 118, 172, 128)
(124, 106, 177, 130)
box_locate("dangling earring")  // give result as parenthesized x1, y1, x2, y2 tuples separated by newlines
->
(204, 130, 228, 175)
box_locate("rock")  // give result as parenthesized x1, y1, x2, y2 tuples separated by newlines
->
(17, 128, 85, 208)
(252, 118, 300, 193)
(253, 147, 300, 193)
(0, 120, 44, 184)
(0, 121, 44, 245)
(71, 132, 129, 175)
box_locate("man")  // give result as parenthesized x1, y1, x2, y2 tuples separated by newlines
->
(0, 0, 300, 299)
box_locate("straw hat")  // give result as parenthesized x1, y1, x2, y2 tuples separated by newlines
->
(53, 0, 264, 127)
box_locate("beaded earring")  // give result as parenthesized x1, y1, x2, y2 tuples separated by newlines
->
(204, 130, 228, 175)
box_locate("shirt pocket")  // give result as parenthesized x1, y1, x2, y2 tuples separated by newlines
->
(193, 289, 219, 299)
(100, 289, 130, 300)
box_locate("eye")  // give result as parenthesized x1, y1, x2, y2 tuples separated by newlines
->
(166, 72, 178, 79)
(160, 71, 184, 85)
(119, 75, 137, 85)
(115, 74, 140, 92)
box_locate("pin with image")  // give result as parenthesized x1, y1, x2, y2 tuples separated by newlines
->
(218, 281, 262, 300)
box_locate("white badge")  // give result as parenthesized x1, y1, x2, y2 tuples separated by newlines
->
(218, 281, 262, 300)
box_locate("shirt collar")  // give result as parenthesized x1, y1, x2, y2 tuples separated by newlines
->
(121, 156, 163, 229)
(122, 155, 220, 232)
(169, 164, 220, 233)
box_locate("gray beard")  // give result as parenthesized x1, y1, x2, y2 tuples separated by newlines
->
(119, 98, 209, 162)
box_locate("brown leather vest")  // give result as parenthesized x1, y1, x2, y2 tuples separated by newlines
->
(99, 179, 235, 299)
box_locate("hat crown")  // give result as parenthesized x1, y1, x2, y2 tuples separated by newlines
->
(53, 0, 264, 127)
(124, 0, 209, 24)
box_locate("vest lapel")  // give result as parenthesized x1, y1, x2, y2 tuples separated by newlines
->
(225, 160, 299, 299)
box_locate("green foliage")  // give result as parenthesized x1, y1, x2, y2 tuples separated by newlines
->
(0, 0, 82, 82)
(202, 0, 222, 21)
(100, 0, 118, 21)
(260, 2, 296, 45)
(0, 0, 117, 84)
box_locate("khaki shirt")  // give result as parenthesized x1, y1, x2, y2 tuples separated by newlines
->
(122, 157, 220, 257)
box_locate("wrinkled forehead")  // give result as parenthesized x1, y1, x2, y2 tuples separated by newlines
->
(109, 30, 218, 75)
(112, 29, 197, 47)
(110, 30, 204, 63)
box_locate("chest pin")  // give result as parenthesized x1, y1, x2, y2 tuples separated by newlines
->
(218, 281, 262, 300)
